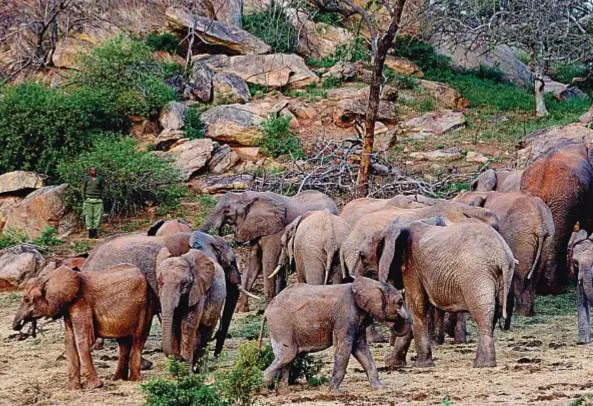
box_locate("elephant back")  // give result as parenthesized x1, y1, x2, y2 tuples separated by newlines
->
(288, 191, 339, 219)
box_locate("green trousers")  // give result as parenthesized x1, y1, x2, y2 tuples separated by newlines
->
(83, 198, 103, 230)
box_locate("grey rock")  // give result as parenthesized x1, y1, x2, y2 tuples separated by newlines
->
(157, 139, 215, 181)
(185, 63, 213, 102)
(159, 101, 186, 131)
(213, 72, 250, 104)
(209, 144, 241, 174)
(0, 244, 45, 291)
(0, 172, 46, 195)
(155, 129, 185, 151)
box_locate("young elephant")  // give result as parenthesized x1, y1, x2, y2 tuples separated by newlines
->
(12, 264, 153, 389)
(374, 219, 515, 368)
(568, 230, 593, 344)
(272, 209, 352, 285)
(260, 277, 410, 394)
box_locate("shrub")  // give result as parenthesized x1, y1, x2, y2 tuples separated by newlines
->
(258, 115, 306, 159)
(219, 341, 268, 406)
(146, 32, 181, 54)
(322, 76, 343, 89)
(34, 227, 63, 248)
(74, 35, 177, 117)
(0, 227, 63, 252)
(384, 68, 419, 90)
(185, 107, 205, 139)
(288, 353, 327, 386)
(243, 1, 298, 53)
(0, 228, 30, 249)
(57, 137, 186, 218)
(0, 83, 121, 178)
(393, 36, 453, 81)
(466, 64, 508, 83)
(312, 11, 341, 25)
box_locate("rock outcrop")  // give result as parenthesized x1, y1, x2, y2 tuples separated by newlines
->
(0, 244, 45, 292)
(402, 110, 465, 138)
(159, 101, 186, 131)
(212, 72, 250, 104)
(158, 139, 216, 181)
(0, 172, 46, 195)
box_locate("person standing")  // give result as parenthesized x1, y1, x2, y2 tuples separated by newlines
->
(82, 167, 105, 239)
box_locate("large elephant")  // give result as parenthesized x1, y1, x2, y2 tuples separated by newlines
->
(199, 190, 338, 311)
(455, 191, 555, 327)
(156, 248, 225, 369)
(521, 143, 593, 292)
(148, 219, 192, 236)
(339, 196, 425, 226)
(272, 209, 351, 285)
(340, 201, 500, 278)
(568, 230, 593, 344)
(471, 169, 523, 192)
(371, 219, 515, 368)
(12, 264, 153, 389)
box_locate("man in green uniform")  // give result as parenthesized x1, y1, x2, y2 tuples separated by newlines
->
(82, 167, 104, 239)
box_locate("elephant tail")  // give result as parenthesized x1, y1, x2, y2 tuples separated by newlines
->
(524, 233, 544, 286)
(325, 211, 337, 285)
(258, 316, 267, 351)
(500, 256, 517, 321)
(340, 246, 349, 281)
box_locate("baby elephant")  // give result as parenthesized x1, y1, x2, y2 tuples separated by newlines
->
(568, 229, 593, 344)
(260, 277, 410, 394)
(12, 264, 153, 389)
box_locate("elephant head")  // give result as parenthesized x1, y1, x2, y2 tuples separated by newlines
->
(471, 169, 498, 192)
(199, 192, 287, 243)
(188, 231, 258, 355)
(351, 277, 411, 337)
(13, 266, 80, 331)
(569, 230, 593, 303)
(156, 248, 217, 358)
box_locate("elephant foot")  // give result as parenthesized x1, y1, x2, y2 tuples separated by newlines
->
(473, 358, 496, 368)
(141, 357, 153, 371)
(515, 306, 535, 317)
(66, 381, 82, 390)
(93, 338, 104, 351)
(384, 353, 406, 369)
(577, 338, 592, 345)
(128, 371, 141, 381)
(329, 386, 344, 395)
(111, 371, 127, 381)
(412, 358, 435, 368)
(275, 383, 291, 396)
(370, 380, 386, 391)
(85, 378, 104, 389)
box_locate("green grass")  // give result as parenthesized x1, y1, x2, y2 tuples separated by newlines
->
(0, 292, 21, 307)
(229, 314, 264, 340)
(284, 86, 327, 102)
(570, 393, 593, 406)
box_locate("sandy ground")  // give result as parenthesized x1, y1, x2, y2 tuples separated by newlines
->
(1, 291, 592, 406)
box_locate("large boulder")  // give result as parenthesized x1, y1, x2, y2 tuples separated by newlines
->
(159, 101, 186, 131)
(157, 139, 216, 180)
(385, 56, 423, 77)
(0, 244, 45, 292)
(402, 110, 465, 138)
(3, 185, 78, 239)
(333, 99, 398, 127)
(212, 72, 250, 104)
(166, 7, 271, 55)
(199, 0, 243, 28)
(194, 53, 319, 89)
(201, 104, 265, 146)
(185, 63, 214, 102)
(297, 20, 354, 59)
(154, 129, 186, 151)
(0, 172, 46, 195)
(516, 123, 593, 168)
(0, 196, 24, 231)
(580, 105, 593, 125)
(418, 80, 469, 111)
(209, 144, 241, 174)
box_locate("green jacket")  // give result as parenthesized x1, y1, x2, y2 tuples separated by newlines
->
(82, 175, 105, 200)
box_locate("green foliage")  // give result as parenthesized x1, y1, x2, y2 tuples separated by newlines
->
(57, 137, 186, 218)
(34, 227, 63, 248)
(393, 36, 453, 81)
(311, 11, 341, 25)
(0, 83, 120, 178)
(0, 228, 31, 249)
(258, 115, 306, 159)
(466, 64, 508, 83)
(243, 1, 298, 53)
(75, 35, 177, 117)
(570, 393, 593, 406)
(288, 353, 327, 386)
(551, 62, 593, 96)
(384, 68, 419, 90)
(322, 76, 343, 89)
(0, 227, 63, 252)
(442, 394, 451, 406)
(146, 32, 181, 54)
(219, 341, 268, 406)
(307, 37, 370, 68)
(248, 83, 270, 99)
(284, 84, 327, 103)
(185, 107, 205, 139)
(0, 292, 21, 307)
(70, 240, 93, 254)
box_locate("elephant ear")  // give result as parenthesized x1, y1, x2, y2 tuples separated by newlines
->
(147, 219, 165, 236)
(186, 250, 217, 307)
(235, 196, 287, 243)
(156, 247, 172, 276)
(378, 221, 408, 287)
(568, 229, 589, 277)
(471, 169, 497, 191)
(351, 277, 387, 322)
(44, 266, 81, 319)
(467, 196, 486, 207)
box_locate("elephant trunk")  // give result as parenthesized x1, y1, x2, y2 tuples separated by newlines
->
(199, 212, 224, 234)
(392, 309, 412, 337)
(214, 282, 240, 356)
(160, 289, 180, 357)
(582, 267, 593, 304)
(12, 306, 28, 331)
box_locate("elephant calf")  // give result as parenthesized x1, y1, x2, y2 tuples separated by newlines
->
(260, 277, 410, 394)
(13, 264, 153, 389)
(569, 230, 593, 344)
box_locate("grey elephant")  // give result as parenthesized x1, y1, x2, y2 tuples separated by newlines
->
(339, 196, 426, 226)
(471, 169, 523, 192)
(199, 190, 338, 311)
(568, 230, 593, 344)
(455, 191, 555, 328)
(369, 218, 515, 368)
(271, 209, 351, 285)
(156, 248, 225, 368)
(259, 277, 410, 394)
(148, 219, 191, 236)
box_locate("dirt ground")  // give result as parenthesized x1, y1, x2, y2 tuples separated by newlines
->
(1, 291, 592, 406)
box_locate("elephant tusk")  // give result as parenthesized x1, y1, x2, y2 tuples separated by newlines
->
(239, 285, 262, 301)
(514, 259, 519, 265)
(268, 264, 282, 279)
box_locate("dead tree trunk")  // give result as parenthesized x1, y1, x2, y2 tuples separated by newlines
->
(534, 64, 549, 117)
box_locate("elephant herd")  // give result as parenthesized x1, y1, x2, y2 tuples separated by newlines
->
(10, 142, 593, 394)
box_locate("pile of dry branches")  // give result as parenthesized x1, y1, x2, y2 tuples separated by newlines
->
(248, 138, 475, 201)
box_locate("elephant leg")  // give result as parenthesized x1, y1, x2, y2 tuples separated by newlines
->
(129, 305, 152, 381)
(112, 337, 131, 381)
(514, 271, 535, 317)
(578, 284, 591, 344)
(329, 336, 353, 394)
(504, 280, 516, 330)
(352, 332, 384, 390)
(181, 304, 203, 371)
(237, 243, 262, 313)
(454, 313, 468, 344)
(70, 305, 103, 389)
(386, 328, 413, 369)
(411, 312, 434, 367)
(276, 366, 291, 396)
(430, 307, 445, 345)
(366, 324, 387, 344)
(263, 339, 297, 387)
(64, 315, 81, 390)
(469, 295, 496, 367)
(262, 233, 283, 304)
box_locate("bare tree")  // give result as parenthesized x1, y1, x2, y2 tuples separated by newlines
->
(425, 0, 593, 117)
(315, 0, 408, 197)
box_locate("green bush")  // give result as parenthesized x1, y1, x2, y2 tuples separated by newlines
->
(466, 64, 508, 83)
(551, 62, 593, 96)
(312, 11, 341, 25)
(219, 341, 268, 406)
(0, 227, 63, 252)
(393, 36, 453, 81)
(0, 229, 31, 249)
(185, 107, 205, 139)
(322, 76, 343, 89)
(258, 115, 306, 159)
(384, 68, 419, 90)
(57, 137, 186, 218)
(243, 1, 298, 53)
(74, 35, 177, 117)
(0, 83, 121, 178)
(146, 32, 181, 54)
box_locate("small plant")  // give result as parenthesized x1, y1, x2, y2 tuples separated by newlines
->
(0, 228, 31, 249)
(384, 68, 419, 90)
(467, 64, 508, 83)
(33, 227, 63, 249)
(289, 354, 327, 387)
(442, 394, 451, 406)
(570, 393, 593, 406)
(185, 107, 205, 139)
(322, 76, 343, 89)
(312, 11, 342, 25)
(243, 1, 298, 53)
(248, 83, 270, 99)
(258, 115, 306, 159)
(146, 32, 181, 54)
(71, 240, 93, 254)
(0, 292, 21, 307)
